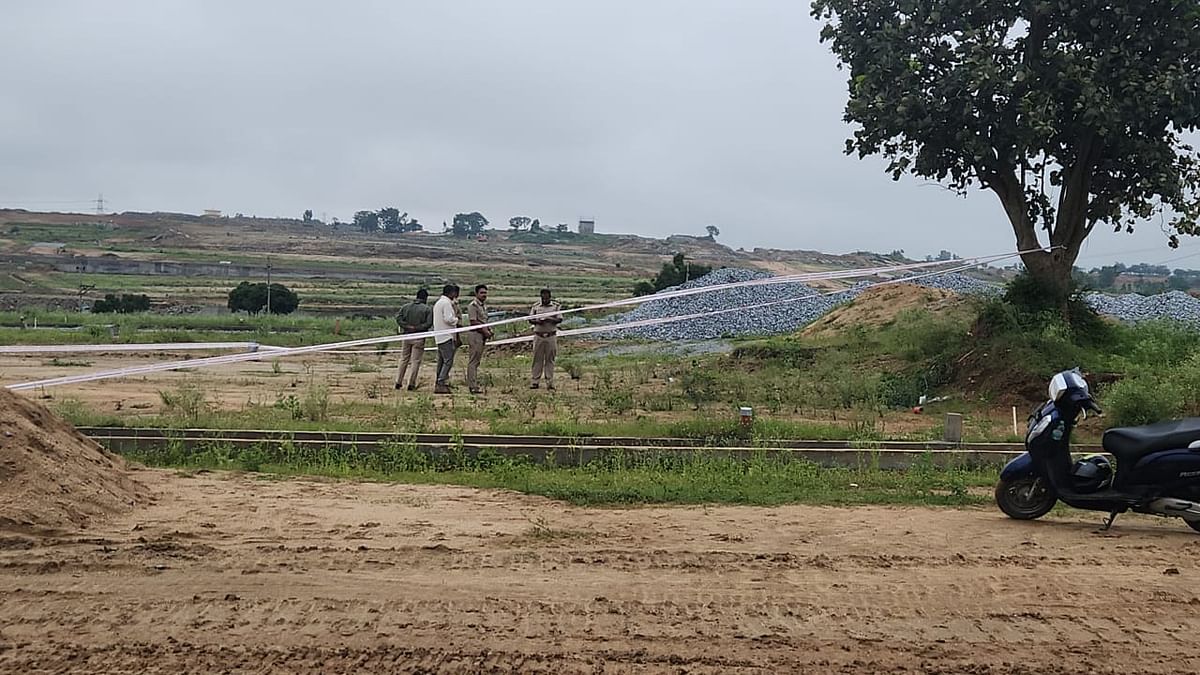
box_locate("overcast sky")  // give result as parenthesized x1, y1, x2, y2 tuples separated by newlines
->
(0, 1, 1193, 269)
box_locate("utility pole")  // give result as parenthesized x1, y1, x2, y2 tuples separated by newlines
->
(78, 284, 95, 312)
(94, 193, 105, 215)
(265, 257, 272, 315)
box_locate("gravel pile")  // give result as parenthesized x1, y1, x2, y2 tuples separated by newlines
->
(608, 269, 1002, 341)
(897, 272, 1002, 297)
(607, 268, 857, 340)
(607, 267, 1200, 341)
(1084, 291, 1200, 325)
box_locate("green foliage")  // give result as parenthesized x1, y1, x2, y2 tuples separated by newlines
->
(679, 369, 720, 409)
(633, 253, 714, 295)
(301, 383, 331, 422)
(333, 207, 422, 234)
(158, 384, 210, 424)
(353, 210, 379, 233)
(878, 309, 967, 361)
(450, 212, 488, 237)
(227, 282, 300, 315)
(92, 293, 150, 314)
(812, 0, 1200, 286)
(1103, 350, 1200, 427)
(731, 340, 818, 368)
(124, 442, 994, 507)
(274, 394, 303, 420)
(631, 280, 657, 296)
(1104, 378, 1186, 427)
(559, 359, 584, 380)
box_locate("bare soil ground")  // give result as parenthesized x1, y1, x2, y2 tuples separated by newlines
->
(0, 388, 145, 533)
(1, 468, 1198, 674)
(802, 283, 970, 339)
(0, 350, 1031, 439)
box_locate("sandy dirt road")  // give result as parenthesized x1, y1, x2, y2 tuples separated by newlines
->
(1, 468, 1199, 674)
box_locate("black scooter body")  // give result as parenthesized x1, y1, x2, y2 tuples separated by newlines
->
(998, 386, 1200, 527)
(1128, 450, 1200, 497)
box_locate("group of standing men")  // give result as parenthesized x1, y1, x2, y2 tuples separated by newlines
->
(394, 284, 563, 395)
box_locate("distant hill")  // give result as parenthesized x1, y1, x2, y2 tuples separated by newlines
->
(0, 208, 1005, 314)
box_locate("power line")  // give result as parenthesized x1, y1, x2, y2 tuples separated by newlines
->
(0, 199, 97, 205)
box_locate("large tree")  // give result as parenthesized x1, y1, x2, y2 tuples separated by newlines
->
(811, 0, 1200, 296)
(227, 282, 300, 315)
(353, 210, 380, 234)
(451, 212, 489, 237)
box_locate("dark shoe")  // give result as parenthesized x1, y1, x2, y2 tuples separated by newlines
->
(546, 383, 556, 391)
(434, 384, 451, 395)
(394, 382, 403, 390)
(469, 388, 482, 395)
(406, 384, 416, 392)
(530, 383, 539, 389)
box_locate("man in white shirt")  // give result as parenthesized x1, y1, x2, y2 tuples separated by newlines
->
(432, 284, 461, 394)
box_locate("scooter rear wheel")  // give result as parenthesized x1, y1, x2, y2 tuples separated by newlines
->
(995, 476, 1056, 520)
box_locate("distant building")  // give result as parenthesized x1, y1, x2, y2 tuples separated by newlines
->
(578, 219, 595, 235)
(202, 209, 222, 218)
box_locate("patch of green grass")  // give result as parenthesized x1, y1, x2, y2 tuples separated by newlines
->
(44, 357, 93, 367)
(53, 398, 126, 427)
(347, 358, 380, 373)
(123, 441, 995, 507)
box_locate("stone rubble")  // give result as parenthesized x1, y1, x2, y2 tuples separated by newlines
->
(606, 267, 1200, 341)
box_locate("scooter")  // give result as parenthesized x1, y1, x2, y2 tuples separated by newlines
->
(995, 369, 1200, 532)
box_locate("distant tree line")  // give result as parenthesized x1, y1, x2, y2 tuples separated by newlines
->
(1077, 263, 1200, 294)
(352, 207, 422, 234)
(317, 208, 584, 240)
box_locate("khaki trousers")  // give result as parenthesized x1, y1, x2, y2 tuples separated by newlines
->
(395, 337, 425, 388)
(464, 331, 487, 391)
(532, 333, 557, 385)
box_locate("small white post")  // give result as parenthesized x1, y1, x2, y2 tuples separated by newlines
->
(1012, 406, 1019, 436)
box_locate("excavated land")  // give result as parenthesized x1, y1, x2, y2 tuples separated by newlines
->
(801, 282, 970, 339)
(0, 388, 146, 533)
(2, 467, 1200, 674)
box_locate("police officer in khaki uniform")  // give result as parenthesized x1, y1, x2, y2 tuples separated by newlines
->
(394, 288, 434, 391)
(464, 284, 492, 394)
(528, 288, 562, 390)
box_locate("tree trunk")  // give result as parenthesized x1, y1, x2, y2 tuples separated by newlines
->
(1020, 248, 1075, 299)
(989, 172, 1081, 302)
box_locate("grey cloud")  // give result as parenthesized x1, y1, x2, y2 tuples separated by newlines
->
(0, 1, 1187, 267)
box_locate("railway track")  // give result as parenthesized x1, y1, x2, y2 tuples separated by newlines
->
(79, 427, 1096, 469)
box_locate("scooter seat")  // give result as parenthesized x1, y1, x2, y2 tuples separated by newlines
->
(1103, 418, 1200, 465)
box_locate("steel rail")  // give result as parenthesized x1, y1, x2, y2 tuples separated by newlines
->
(79, 426, 1092, 469)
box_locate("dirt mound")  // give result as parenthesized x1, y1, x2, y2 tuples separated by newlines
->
(0, 389, 146, 533)
(802, 283, 968, 338)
